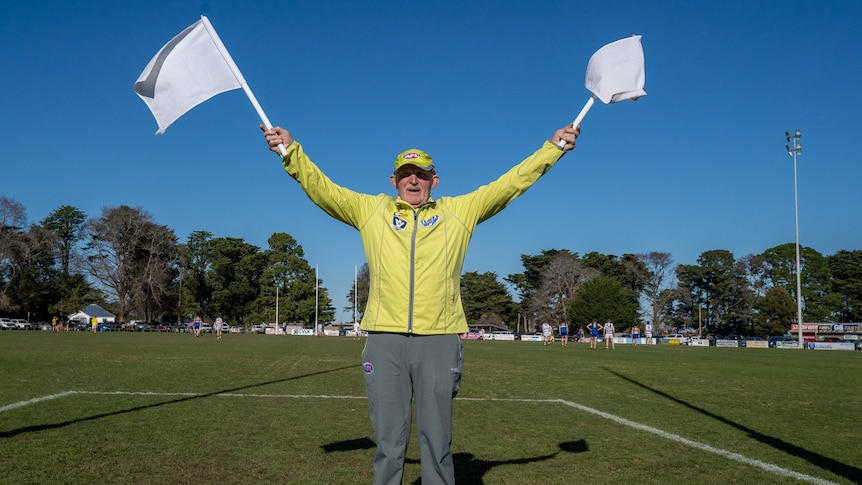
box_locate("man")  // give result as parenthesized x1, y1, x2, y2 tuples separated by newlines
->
(604, 318, 616, 350)
(90, 315, 98, 333)
(541, 322, 553, 346)
(262, 122, 579, 485)
(587, 319, 601, 349)
(645, 321, 654, 345)
(559, 321, 569, 347)
(214, 316, 224, 340)
(353, 321, 361, 340)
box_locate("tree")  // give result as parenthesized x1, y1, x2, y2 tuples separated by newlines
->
(582, 251, 648, 294)
(346, 263, 370, 322)
(638, 251, 674, 329)
(752, 286, 795, 336)
(505, 249, 567, 302)
(82, 206, 178, 321)
(568, 276, 639, 328)
(828, 250, 862, 322)
(675, 250, 754, 335)
(207, 237, 265, 327)
(41, 205, 86, 276)
(460, 271, 518, 329)
(526, 251, 597, 328)
(761, 243, 834, 322)
(0, 197, 28, 311)
(260, 232, 332, 325)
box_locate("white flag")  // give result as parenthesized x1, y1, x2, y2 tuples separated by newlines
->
(134, 16, 244, 135)
(585, 35, 646, 104)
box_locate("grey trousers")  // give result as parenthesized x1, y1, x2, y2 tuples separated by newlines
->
(362, 333, 463, 485)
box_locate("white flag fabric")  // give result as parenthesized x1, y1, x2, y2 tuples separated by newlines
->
(134, 16, 244, 134)
(584, 35, 646, 104)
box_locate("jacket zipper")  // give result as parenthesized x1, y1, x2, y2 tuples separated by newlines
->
(407, 208, 419, 333)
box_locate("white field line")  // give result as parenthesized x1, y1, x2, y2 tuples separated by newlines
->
(0, 391, 77, 412)
(1, 392, 839, 485)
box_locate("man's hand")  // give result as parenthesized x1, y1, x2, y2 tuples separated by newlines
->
(552, 125, 580, 152)
(261, 124, 293, 154)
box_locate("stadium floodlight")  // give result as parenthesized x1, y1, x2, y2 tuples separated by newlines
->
(785, 130, 803, 349)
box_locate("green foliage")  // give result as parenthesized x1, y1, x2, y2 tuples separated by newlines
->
(752, 286, 795, 336)
(460, 271, 518, 328)
(828, 249, 862, 321)
(567, 275, 639, 327)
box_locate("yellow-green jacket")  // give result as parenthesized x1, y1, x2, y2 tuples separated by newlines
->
(281, 140, 566, 335)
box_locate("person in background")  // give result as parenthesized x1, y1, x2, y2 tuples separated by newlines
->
(262, 121, 579, 485)
(587, 320, 601, 349)
(559, 321, 569, 347)
(542, 322, 553, 346)
(214, 316, 224, 340)
(604, 319, 616, 350)
(631, 324, 639, 347)
(192, 315, 202, 337)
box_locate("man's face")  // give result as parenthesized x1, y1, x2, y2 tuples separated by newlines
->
(391, 165, 439, 208)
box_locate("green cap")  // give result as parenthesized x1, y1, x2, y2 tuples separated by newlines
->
(394, 149, 435, 172)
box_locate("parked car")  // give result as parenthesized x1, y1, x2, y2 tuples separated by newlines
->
(96, 323, 114, 332)
(0, 318, 16, 330)
(12, 319, 34, 330)
(36, 322, 52, 331)
(768, 335, 796, 348)
(201, 324, 213, 333)
(665, 333, 689, 345)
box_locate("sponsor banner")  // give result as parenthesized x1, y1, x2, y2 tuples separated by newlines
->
(461, 333, 482, 340)
(290, 328, 315, 336)
(808, 341, 855, 351)
(715, 339, 739, 348)
(689, 338, 710, 347)
(490, 333, 517, 341)
(746, 340, 769, 349)
(776, 341, 801, 349)
(520, 334, 543, 342)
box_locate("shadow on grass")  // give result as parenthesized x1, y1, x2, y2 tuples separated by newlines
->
(0, 364, 355, 439)
(322, 437, 588, 484)
(604, 367, 862, 483)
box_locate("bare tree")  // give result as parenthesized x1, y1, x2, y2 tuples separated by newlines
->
(639, 251, 674, 329)
(82, 206, 178, 321)
(527, 251, 598, 327)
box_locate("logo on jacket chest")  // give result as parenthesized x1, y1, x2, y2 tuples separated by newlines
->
(391, 212, 441, 231)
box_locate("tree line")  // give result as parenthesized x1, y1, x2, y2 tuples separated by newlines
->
(4, 196, 860, 336)
(0, 197, 334, 327)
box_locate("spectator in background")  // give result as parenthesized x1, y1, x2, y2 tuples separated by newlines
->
(631, 325, 639, 346)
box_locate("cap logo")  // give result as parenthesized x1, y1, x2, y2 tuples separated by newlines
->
(403, 152, 421, 160)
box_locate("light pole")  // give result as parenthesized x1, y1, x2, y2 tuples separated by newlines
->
(785, 130, 803, 349)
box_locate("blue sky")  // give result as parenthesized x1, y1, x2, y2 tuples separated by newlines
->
(3, 1, 860, 322)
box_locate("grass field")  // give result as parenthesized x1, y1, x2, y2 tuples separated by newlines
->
(1, 331, 859, 485)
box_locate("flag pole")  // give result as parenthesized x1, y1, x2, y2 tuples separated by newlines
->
(556, 95, 596, 149)
(200, 16, 287, 156)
